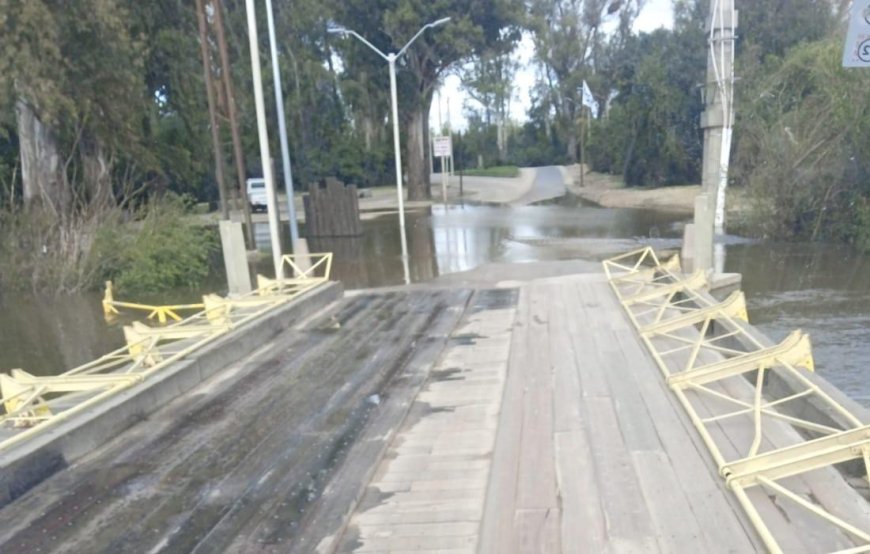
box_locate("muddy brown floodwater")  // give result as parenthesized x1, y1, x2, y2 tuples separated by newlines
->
(1, 199, 868, 406)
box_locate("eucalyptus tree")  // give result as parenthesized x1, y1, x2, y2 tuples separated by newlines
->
(461, 48, 519, 161)
(330, 0, 523, 200)
(528, 0, 643, 162)
(0, 0, 146, 215)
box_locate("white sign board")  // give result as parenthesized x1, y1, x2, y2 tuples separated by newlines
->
(843, 1, 870, 67)
(433, 135, 452, 157)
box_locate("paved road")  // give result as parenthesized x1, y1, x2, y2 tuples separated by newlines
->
(514, 165, 567, 205)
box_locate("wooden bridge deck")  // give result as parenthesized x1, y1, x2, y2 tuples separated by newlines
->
(330, 274, 761, 553)
(3, 270, 864, 552)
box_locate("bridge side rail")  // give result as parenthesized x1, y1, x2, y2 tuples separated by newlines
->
(603, 247, 870, 554)
(0, 253, 334, 455)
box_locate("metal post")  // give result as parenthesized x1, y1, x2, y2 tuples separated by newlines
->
(441, 156, 448, 204)
(244, 0, 283, 279)
(388, 55, 410, 285)
(458, 130, 464, 198)
(264, 0, 300, 247)
(580, 105, 586, 188)
(429, 129, 435, 176)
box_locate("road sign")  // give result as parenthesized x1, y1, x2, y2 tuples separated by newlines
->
(433, 135, 452, 157)
(843, 1, 870, 67)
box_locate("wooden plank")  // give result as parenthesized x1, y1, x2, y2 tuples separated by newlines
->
(582, 396, 656, 545)
(600, 347, 662, 452)
(554, 431, 607, 553)
(551, 285, 583, 433)
(632, 451, 707, 552)
(515, 284, 558, 512)
(478, 288, 529, 553)
(613, 331, 762, 553)
(565, 284, 610, 398)
(514, 508, 560, 554)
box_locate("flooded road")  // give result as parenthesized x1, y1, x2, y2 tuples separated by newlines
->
(1, 198, 867, 406)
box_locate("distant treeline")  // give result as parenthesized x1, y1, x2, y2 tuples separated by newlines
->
(0, 1, 868, 294)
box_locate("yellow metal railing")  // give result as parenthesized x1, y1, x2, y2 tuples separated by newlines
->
(0, 252, 333, 452)
(102, 281, 205, 323)
(604, 247, 870, 553)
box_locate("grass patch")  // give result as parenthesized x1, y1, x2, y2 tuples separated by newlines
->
(460, 165, 520, 178)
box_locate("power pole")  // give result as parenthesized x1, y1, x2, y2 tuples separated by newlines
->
(195, 0, 229, 220)
(695, 0, 736, 273)
(211, 0, 255, 248)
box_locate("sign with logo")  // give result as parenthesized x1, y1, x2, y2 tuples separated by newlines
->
(843, 1, 870, 67)
(433, 135, 452, 157)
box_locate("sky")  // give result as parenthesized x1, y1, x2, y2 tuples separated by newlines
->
(429, 0, 675, 132)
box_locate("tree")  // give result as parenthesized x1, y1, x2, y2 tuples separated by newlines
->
(0, 0, 149, 215)
(330, 0, 523, 200)
(733, 39, 870, 245)
(736, 0, 833, 59)
(528, 0, 644, 162)
(584, 1, 707, 187)
(461, 48, 518, 161)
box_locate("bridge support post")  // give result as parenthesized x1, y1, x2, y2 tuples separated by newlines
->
(693, 194, 713, 275)
(219, 220, 253, 295)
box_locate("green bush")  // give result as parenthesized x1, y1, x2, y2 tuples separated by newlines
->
(93, 195, 218, 294)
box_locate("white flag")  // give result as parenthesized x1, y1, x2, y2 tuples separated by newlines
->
(581, 80, 599, 118)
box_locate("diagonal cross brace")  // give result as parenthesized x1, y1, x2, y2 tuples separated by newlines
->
(622, 271, 707, 305)
(641, 290, 747, 335)
(667, 330, 814, 388)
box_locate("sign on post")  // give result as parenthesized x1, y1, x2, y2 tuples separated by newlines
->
(843, 1, 870, 67)
(433, 135, 452, 157)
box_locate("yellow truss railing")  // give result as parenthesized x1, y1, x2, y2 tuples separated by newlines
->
(0, 252, 333, 453)
(604, 247, 870, 554)
(102, 281, 205, 324)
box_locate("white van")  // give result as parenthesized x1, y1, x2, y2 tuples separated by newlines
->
(246, 178, 268, 213)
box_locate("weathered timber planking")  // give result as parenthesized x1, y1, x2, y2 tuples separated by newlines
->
(478, 288, 529, 553)
(632, 450, 708, 552)
(515, 284, 559, 512)
(600, 346, 662, 452)
(514, 508, 561, 554)
(564, 283, 610, 397)
(551, 285, 584, 433)
(582, 396, 656, 546)
(613, 330, 761, 552)
(554, 430, 607, 553)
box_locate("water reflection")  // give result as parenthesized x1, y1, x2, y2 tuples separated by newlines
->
(253, 202, 686, 289)
(0, 293, 122, 376)
(2, 200, 867, 408)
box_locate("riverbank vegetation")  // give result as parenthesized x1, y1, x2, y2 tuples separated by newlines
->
(0, 0, 867, 294)
(0, 195, 217, 294)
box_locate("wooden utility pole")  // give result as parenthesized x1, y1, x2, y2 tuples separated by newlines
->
(195, 0, 229, 220)
(211, 0, 255, 247)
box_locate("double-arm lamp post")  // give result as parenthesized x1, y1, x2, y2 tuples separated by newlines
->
(328, 18, 450, 285)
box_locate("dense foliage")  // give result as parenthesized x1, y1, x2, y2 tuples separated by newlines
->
(734, 38, 870, 246)
(93, 196, 218, 294)
(0, 0, 867, 294)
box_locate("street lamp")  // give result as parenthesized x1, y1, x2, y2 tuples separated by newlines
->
(329, 17, 451, 285)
